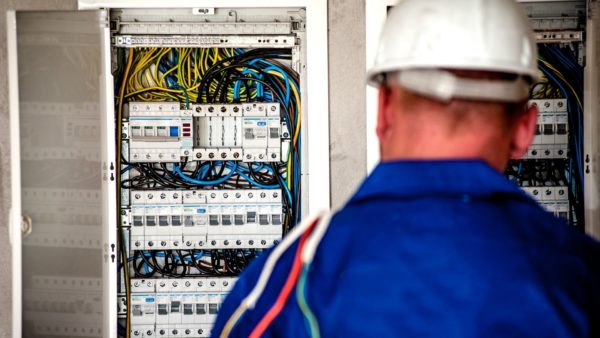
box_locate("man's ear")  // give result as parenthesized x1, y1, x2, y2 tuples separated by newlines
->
(376, 85, 395, 143)
(509, 104, 538, 159)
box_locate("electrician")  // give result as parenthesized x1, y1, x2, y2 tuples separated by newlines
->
(213, 0, 600, 337)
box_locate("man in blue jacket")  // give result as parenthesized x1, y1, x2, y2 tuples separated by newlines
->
(213, 0, 600, 336)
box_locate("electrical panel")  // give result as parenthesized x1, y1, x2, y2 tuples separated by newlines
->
(111, 7, 306, 338)
(506, 2, 586, 227)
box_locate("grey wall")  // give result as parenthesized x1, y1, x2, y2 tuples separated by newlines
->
(0, 0, 367, 336)
(328, 0, 367, 209)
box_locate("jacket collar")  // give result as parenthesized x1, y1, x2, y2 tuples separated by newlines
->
(349, 160, 531, 204)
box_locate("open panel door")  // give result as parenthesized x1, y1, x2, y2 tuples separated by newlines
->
(8, 10, 116, 338)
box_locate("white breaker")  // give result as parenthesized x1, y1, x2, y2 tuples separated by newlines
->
(124, 102, 291, 163)
(124, 189, 283, 250)
(129, 277, 236, 338)
(526, 99, 569, 159)
(522, 186, 569, 220)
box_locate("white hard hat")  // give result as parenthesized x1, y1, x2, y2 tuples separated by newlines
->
(367, 0, 539, 103)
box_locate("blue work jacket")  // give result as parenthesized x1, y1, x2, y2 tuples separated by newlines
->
(212, 160, 600, 337)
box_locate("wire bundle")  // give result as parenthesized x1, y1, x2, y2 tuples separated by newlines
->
(506, 159, 569, 187)
(130, 249, 259, 278)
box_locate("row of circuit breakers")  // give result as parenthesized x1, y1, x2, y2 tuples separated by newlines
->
(523, 98, 569, 219)
(124, 189, 283, 250)
(124, 102, 289, 163)
(126, 277, 236, 338)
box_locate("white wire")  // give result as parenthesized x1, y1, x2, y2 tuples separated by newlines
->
(301, 211, 333, 265)
(219, 211, 326, 338)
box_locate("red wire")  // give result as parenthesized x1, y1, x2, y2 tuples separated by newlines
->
(248, 219, 319, 338)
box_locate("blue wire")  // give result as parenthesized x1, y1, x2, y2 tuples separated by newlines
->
(174, 162, 237, 185)
(120, 165, 133, 174)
